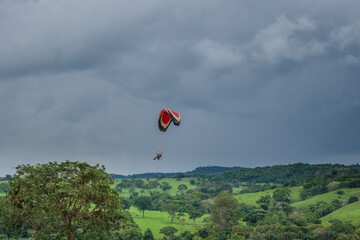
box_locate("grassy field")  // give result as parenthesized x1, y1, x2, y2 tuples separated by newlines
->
(232, 187, 244, 193)
(128, 207, 208, 238)
(291, 188, 360, 208)
(321, 201, 360, 226)
(236, 186, 303, 205)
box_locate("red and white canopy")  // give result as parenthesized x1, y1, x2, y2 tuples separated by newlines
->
(158, 109, 181, 132)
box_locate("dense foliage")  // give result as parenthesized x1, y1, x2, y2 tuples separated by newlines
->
(196, 163, 354, 185)
(3, 161, 126, 240)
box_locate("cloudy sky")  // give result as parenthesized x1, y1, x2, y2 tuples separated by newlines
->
(0, 0, 359, 176)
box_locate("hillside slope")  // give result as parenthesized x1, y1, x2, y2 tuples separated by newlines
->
(237, 186, 303, 205)
(291, 188, 360, 208)
(321, 201, 360, 226)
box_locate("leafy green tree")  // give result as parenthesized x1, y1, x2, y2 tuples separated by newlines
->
(143, 228, 155, 240)
(133, 196, 152, 218)
(160, 182, 172, 191)
(134, 179, 145, 188)
(337, 190, 345, 195)
(118, 226, 143, 240)
(243, 208, 266, 225)
(180, 231, 194, 240)
(273, 188, 292, 202)
(256, 195, 271, 210)
(348, 196, 358, 204)
(159, 226, 178, 239)
(177, 184, 188, 191)
(328, 181, 341, 191)
(188, 207, 204, 224)
(197, 228, 209, 239)
(129, 186, 136, 194)
(146, 179, 160, 189)
(210, 192, 241, 231)
(119, 178, 133, 188)
(7, 161, 124, 240)
(217, 182, 233, 193)
(115, 212, 142, 240)
(356, 227, 360, 237)
(289, 213, 308, 226)
(328, 219, 356, 234)
(115, 184, 123, 193)
(0, 196, 28, 238)
(308, 201, 336, 218)
(121, 199, 131, 210)
(162, 202, 182, 223)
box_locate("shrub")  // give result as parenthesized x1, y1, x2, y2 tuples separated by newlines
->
(348, 196, 358, 204)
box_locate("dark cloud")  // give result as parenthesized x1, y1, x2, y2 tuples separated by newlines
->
(0, 0, 359, 175)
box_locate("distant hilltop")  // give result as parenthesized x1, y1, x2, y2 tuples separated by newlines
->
(187, 166, 246, 174)
(110, 165, 245, 179)
(110, 163, 360, 179)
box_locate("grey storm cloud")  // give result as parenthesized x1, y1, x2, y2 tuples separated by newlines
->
(0, 0, 359, 175)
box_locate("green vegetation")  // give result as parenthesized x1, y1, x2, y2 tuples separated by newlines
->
(128, 207, 208, 238)
(1, 162, 359, 239)
(237, 189, 276, 205)
(321, 201, 360, 226)
(211, 192, 241, 231)
(291, 188, 360, 208)
(112, 177, 197, 198)
(237, 186, 302, 205)
(4, 161, 124, 240)
(0, 182, 8, 197)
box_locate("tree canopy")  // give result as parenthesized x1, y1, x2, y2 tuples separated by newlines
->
(7, 161, 124, 240)
(210, 192, 241, 231)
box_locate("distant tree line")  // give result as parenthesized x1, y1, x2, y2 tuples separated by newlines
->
(300, 168, 360, 199)
(195, 163, 354, 184)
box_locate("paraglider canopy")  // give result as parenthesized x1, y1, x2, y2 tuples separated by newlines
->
(158, 108, 181, 132)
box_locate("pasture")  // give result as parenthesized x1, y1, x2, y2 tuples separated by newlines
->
(291, 188, 360, 208)
(128, 206, 208, 238)
(321, 201, 360, 226)
(236, 186, 303, 205)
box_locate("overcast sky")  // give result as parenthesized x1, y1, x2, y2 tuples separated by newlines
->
(0, 0, 359, 176)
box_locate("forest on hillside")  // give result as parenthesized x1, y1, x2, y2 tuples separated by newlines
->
(0, 162, 359, 239)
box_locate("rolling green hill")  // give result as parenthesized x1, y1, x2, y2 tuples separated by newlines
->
(237, 186, 303, 205)
(291, 188, 360, 208)
(321, 201, 360, 226)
